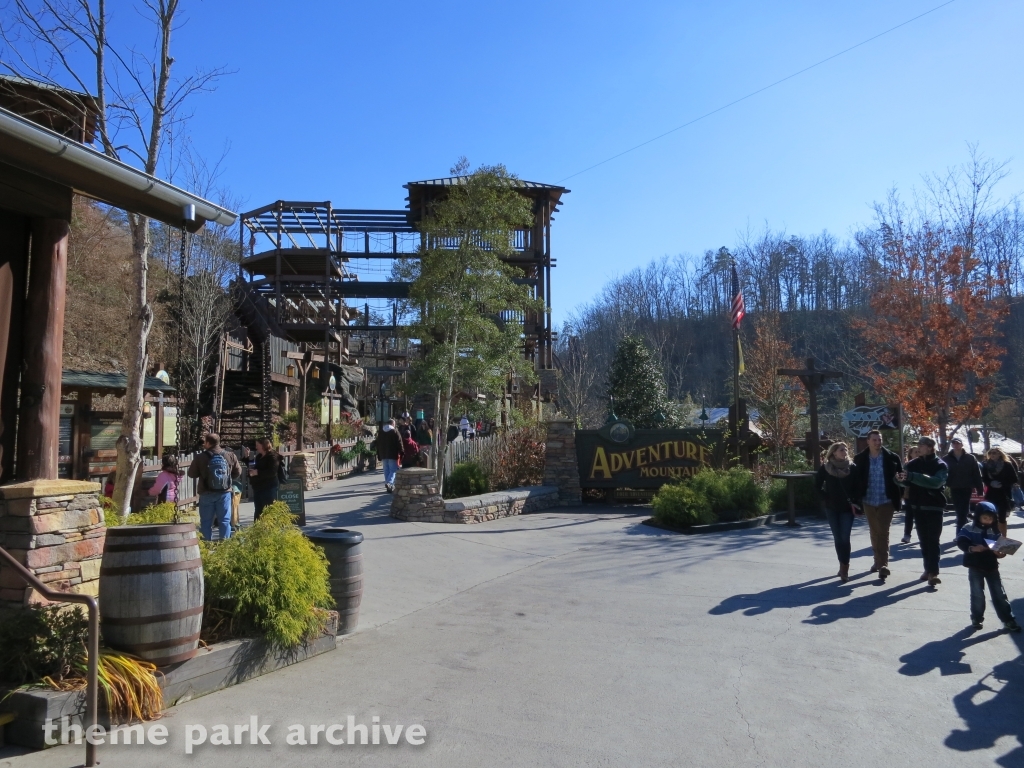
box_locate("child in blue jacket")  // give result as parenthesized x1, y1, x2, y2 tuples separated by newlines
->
(956, 502, 1021, 632)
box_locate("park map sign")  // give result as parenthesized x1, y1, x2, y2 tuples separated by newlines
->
(575, 421, 725, 489)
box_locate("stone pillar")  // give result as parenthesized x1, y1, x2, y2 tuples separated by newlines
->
(290, 451, 320, 491)
(543, 418, 581, 505)
(17, 218, 70, 480)
(0, 479, 105, 607)
(390, 468, 445, 522)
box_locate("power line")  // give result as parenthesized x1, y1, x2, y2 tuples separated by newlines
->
(558, 0, 957, 183)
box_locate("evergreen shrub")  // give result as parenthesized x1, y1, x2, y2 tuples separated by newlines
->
(200, 502, 333, 648)
(652, 468, 768, 528)
(767, 477, 818, 511)
(0, 605, 88, 686)
(445, 461, 490, 498)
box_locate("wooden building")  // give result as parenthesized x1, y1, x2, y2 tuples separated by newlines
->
(0, 77, 235, 482)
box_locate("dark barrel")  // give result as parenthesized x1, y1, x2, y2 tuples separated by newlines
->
(306, 528, 363, 634)
(99, 523, 204, 666)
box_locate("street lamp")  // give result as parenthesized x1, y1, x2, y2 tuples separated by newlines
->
(327, 374, 337, 441)
(699, 394, 709, 432)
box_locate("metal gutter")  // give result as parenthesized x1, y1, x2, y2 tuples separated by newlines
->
(0, 105, 236, 231)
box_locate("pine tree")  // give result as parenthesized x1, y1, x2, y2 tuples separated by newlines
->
(607, 335, 677, 428)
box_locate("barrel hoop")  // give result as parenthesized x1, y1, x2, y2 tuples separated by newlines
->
(100, 558, 202, 576)
(146, 648, 200, 667)
(105, 523, 196, 536)
(104, 538, 199, 552)
(119, 631, 201, 652)
(102, 605, 205, 626)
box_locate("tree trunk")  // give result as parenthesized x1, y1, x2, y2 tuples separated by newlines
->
(112, 215, 155, 516)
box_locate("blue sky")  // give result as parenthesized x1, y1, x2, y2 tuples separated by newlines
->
(118, 1, 1022, 323)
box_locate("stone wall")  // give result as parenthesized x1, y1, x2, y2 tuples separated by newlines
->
(442, 487, 559, 524)
(542, 418, 582, 505)
(0, 480, 106, 607)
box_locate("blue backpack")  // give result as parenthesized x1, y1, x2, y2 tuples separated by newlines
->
(205, 450, 232, 492)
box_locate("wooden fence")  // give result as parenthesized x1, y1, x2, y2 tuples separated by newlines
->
(442, 432, 502, 477)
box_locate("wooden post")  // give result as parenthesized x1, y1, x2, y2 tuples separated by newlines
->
(0, 211, 29, 481)
(17, 218, 70, 479)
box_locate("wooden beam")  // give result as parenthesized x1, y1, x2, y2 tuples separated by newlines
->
(0, 210, 29, 481)
(17, 215, 71, 479)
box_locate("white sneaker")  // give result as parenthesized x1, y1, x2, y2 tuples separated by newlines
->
(900, 536, 911, 544)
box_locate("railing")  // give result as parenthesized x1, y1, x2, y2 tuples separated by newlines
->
(0, 546, 99, 766)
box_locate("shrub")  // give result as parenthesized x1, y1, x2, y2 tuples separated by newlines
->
(767, 477, 818, 511)
(445, 461, 490, 498)
(652, 468, 768, 528)
(104, 501, 198, 527)
(487, 426, 546, 491)
(651, 482, 716, 527)
(0, 605, 88, 686)
(200, 502, 333, 648)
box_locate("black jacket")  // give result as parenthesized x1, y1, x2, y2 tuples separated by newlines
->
(250, 450, 280, 490)
(945, 450, 984, 493)
(815, 465, 858, 516)
(899, 454, 948, 511)
(957, 508, 1001, 571)
(375, 428, 402, 461)
(852, 447, 903, 510)
(981, 460, 1018, 511)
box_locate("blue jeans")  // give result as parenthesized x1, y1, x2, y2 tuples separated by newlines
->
(951, 488, 973, 532)
(383, 459, 399, 486)
(253, 485, 278, 521)
(825, 507, 854, 565)
(199, 492, 232, 541)
(969, 567, 1014, 624)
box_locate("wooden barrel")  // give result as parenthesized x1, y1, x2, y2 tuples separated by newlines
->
(99, 523, 204, 666)
(306, 528, 363, 634)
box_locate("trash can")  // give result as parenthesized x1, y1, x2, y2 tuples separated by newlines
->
(306, 528, 363, 634)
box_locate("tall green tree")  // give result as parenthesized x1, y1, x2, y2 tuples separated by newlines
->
(607, 335, 677, 428)
(404, 161, 543, 489)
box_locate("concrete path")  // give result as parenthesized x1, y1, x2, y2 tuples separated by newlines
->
(3, 470, 1023, 767)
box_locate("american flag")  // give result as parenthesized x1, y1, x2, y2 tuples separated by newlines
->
(730, 262, 745, 330)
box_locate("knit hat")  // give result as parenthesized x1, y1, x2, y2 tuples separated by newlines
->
(975, 501, 998, 518)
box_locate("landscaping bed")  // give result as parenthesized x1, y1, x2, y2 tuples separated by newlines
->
(1, 616, 339, 749)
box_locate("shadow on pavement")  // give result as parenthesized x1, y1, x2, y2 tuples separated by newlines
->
(898, 600, 1024, 767)
(708, 575, 877, 617)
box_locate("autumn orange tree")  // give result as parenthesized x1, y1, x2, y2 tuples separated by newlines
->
(743, 313, 806, 471)
(856, 223, 1008, 450)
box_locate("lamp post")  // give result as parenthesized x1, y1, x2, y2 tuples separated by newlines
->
(327, 374, 337, 442)
(699, 394, 709, 434)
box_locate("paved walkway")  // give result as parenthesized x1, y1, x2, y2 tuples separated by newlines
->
(3, 471, 1023, 767)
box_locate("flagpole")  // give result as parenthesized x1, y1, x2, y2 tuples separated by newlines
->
(734, 326, 741, 464)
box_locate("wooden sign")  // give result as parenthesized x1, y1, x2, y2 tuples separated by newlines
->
(575, 421, 725, 489)
(278, 478, 306, 526)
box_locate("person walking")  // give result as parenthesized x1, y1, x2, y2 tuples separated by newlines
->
(946, 437, 984, 532)
(896, 437, 947, 587)
(459, 414, 470, 440)
(982, 447, 1018, 537)
(415, 418, 433, 464)
(852, 430, 903, 581)
(815, 442, 859, 583)
(956, 501, 1021, 632)
(402, 432, 421, 469)
(249, 437, 281, 521)
(375, 419, 402, 493)
(188, 433, 241, 541)
(900, 446, 920, 544)
(148, 454, 181, 504)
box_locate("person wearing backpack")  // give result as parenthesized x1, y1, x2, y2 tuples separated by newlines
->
(188, 432, 241, 541)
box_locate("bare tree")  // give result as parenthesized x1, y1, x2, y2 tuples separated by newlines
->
(2, 0, 226, 514)
(554, 323, 599, 428)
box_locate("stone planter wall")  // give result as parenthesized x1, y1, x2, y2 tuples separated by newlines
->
(542, 418, 582, 505)
(0, 480, 105, 607)
(442, 487, 559, 523)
